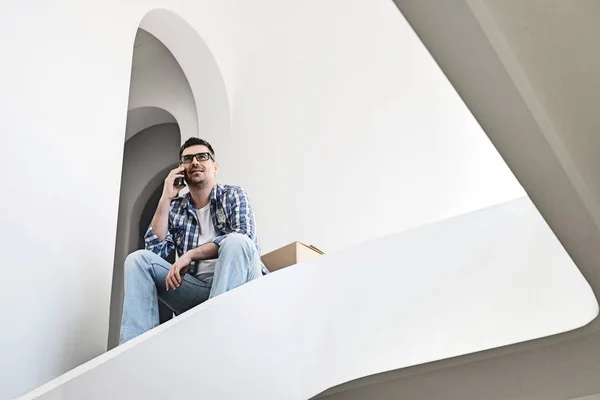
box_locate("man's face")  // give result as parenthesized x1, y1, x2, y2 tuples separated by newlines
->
(180, 145, 218, 186)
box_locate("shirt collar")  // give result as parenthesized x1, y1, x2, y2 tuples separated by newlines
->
(180, 184, 221, 209)
(210, 183, 222, 203)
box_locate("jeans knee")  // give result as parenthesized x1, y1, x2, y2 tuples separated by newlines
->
(219, 233, 255, 256)
(124, 249, 152, 275)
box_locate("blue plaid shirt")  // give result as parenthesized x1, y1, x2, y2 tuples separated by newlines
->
(144, 184, 269, 276)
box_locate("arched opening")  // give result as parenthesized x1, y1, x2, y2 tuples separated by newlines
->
(108, 9, 231, 350)
(108, 121, 181, 349)
(107, 27, 192, 349)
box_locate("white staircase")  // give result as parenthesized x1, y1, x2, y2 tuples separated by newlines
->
(18, 197, 597, 400)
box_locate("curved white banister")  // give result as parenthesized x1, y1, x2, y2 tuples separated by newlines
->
(19, 197, 597, 400)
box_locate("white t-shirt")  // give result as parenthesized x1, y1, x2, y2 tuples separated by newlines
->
(194, 203, 218, 280)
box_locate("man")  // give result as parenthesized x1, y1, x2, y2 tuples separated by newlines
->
(119, 137, 268, 344)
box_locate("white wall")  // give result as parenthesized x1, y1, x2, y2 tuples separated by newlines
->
(17, 198, 598, 400)
(0, 0, 526, 398)
(212, 0, 525, 254)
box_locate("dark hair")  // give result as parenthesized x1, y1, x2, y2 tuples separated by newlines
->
(179, 137, 216, 159)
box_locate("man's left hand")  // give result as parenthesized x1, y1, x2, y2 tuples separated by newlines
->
(166, 253, 192, 291)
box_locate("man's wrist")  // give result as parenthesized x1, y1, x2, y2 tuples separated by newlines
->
(185, 248, 199, 262)
(187, 243, 218, 261)
(159, 196, 172, 206)
(180, 252, 193, 264)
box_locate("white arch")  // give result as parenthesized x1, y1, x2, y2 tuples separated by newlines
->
(108, 7, 231, 350)
(139, 9, 231, 141)
(126, 28, 198, 143)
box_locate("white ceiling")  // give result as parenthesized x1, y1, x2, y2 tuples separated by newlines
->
(477, 8, 600, 398)
(574, 394, 600, 400)
(482, 0, 600, 213)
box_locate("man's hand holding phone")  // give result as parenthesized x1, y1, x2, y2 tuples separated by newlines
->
(162, 166, 186, 200)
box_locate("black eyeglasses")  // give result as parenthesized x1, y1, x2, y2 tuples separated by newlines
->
(180, 152, 214, 164)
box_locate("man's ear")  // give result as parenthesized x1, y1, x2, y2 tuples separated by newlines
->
(214, 161, 219, 175)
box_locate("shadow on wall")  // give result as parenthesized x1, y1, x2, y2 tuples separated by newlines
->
(125, 106, 177, 142)
(108, 123, 181, 349)
(138, 184, 165, 251)
(137, 174, 176, 325)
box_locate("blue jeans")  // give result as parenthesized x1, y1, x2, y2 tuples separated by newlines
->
(119, 233, 263, 344)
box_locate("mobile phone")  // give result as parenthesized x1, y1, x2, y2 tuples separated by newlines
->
(174, 164, 186, 188)
(174, 177, 185, 188)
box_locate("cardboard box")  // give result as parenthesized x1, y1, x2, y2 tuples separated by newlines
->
(261, 241, 324, 272)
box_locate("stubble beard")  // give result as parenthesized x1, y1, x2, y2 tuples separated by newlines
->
(185, 171, 210, 189)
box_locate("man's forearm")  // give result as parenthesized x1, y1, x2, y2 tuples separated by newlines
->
(186, 242, 219, 261)
(151, 197, 171, 241)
